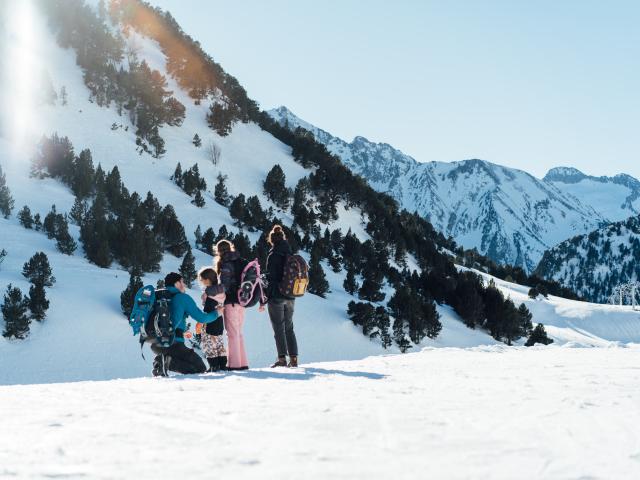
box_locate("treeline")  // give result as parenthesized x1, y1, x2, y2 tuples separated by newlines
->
(456, 248, 582, 300)
(40, 0, 185, 157)
(109, 0, 259, 135)
(32, 133, 188, 273)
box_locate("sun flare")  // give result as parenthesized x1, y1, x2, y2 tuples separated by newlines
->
(1, 0, 40, 153)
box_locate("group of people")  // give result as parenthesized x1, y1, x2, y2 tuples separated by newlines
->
(150, 225, 299, 377)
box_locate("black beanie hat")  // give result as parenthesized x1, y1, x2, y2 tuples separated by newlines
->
(164, 272, 183, 287)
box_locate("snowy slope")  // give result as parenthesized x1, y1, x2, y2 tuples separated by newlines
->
(2, 346, 640, 479)
(470, 268, 640, 346)
(269, 106, 640, 272)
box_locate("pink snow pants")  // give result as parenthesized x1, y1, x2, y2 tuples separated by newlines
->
(224, 304, 248, 369)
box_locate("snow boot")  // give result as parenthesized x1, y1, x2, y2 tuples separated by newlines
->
(207, 357, 220, 372)
(152, 355, 169, 377)
(218, 356, 228, 371)
(288, 356, 298, 368)
(271, 356, 287, 368)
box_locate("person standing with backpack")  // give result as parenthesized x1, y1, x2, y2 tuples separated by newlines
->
(214, 240, 249, 370)
(260, 225, 304, 368)
(150, 272, 221, 377)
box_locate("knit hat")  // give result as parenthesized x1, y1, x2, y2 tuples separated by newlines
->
(164, 272, 183, 287)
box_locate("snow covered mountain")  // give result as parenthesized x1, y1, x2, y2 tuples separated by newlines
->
(535, 214, 640, 303)
(269, 106, 640, 273)
(544, 166, 640, 219)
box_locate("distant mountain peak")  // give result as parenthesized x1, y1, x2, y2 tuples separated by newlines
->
(543, 167, 587, 183)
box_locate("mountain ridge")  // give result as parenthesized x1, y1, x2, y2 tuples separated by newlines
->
(269, 106, 640, 272)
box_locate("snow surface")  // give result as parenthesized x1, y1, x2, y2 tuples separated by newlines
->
(2, 347, 640, 479)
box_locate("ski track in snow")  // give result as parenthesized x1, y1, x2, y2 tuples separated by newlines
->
(1, 347, 640, 479)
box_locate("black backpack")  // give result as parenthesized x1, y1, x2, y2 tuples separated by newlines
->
(141, 289, 176, 348)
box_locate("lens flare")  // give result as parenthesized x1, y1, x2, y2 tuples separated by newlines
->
(1, 0, 39, 154)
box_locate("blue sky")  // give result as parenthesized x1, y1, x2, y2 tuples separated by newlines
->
(151, 0, 639, 178)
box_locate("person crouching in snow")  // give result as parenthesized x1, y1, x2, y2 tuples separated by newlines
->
(151, 272, 220, 376)
(197, 267, 227, 372)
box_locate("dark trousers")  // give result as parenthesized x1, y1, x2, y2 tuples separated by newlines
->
(268, 299, 298, 357)
(151, 341, 206, 374)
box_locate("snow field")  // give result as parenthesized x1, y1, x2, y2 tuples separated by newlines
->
(1, 346, 640, 479)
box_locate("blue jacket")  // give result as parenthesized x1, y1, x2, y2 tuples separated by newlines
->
(167, 287, 218, 342)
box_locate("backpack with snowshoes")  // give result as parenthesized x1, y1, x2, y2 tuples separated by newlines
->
(237, 258, 267, 308)
(278, 255, 309, 298)
(129, 286, 176, 350)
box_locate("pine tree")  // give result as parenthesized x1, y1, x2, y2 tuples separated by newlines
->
(453, 272, 485, 329)
(375, 307, 393, 349)
(55, 216, 77, 255)
(518, 303, 533, 336)
(2, 284, 30, 339)
(263, 164, 289, 209)
(525, 323, 554, 347)
(80, 192, 111, 268)
(358, 270, 385, 302)
(0, 164, 15, 218)
(347, 301, 376, 336)
(233, 232, 252, 260)
(71, 149, 95, 199)
(229, 194, 247, 226)
(22, 252, 56, 287)
(43, 205, 58, 239)
(149, 126, 166, 158)
(179, 246, 197, 288)
(343, 267, 358, 295)
(194, 225, 203, 250)
(308, 248, 329, 298)
(70, 197, 88, 225)
(207, 102, 236, 136)
(392, 316, 412, 353)
(200, 227, 216, 254)
(33, 213, 42, 231)
(153, 205, 188, 257)
(142, 192, 161, 225)
(245, 195, 267, 231)
(28, 282, 49, 321)
(192, 133, 202, 147)
(214, 173, 230, 206)
(120, 272, 143, 318)
(171, 163, 183, 187)
(0, 248, 6, 270)
(191, 189, 205, 207)
(18, 206, 34, 229)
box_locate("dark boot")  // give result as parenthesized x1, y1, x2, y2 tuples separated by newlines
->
(152, 355, 169, 377)
(207, 357, 220, 372)
(271, 356, 287, 368)
(288, 356, 298, 368)
(218, 356, 228, 371)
